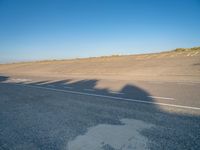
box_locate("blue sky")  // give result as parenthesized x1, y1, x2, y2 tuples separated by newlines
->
(0, 0, 200, 63)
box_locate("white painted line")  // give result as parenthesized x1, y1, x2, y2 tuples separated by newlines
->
(148, 96, 175, 100)
(18, 84, 200, 110)
(10, 78, 32, 82)
(84, 88, 95, 91)
(110, 91, 124, 94)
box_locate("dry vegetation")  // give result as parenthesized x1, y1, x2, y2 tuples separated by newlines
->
(174, 47, 200, 52)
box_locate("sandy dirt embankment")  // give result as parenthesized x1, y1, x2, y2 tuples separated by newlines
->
(0, 49, 200, 83)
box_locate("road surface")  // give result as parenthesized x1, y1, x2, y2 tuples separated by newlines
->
(0, 75, 200, 150)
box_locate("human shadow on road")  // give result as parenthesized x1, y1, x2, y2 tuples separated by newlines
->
(0, 76, 8, 82)
(0, 75, 199, 150)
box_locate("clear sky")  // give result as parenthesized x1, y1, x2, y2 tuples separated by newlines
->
(0, 0, 200, 63)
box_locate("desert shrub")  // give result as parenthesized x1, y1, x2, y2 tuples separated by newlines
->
(174, 48, 187, 52)
(174, 47, 200, 52)
(190, 47, 200, 51)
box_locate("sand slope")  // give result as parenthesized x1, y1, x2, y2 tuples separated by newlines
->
(0, 49, 200, 82)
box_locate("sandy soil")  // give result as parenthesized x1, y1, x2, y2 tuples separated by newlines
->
(0, 50, 200, 82)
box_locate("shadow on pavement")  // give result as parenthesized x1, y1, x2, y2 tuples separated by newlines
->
(0, 75, 199, 150)
(0, 76, 8, 82)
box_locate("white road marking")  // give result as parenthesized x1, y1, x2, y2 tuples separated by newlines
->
(18, 84, 200, 110)
(110, 91, 124, 94)
(10, 78, 31, 82)
(148, 96, 175, 100)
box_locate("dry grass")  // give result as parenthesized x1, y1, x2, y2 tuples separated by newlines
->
(174, 47, 200, 52)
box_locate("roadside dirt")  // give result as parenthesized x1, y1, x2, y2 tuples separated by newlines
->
(0, 50, 200, 82)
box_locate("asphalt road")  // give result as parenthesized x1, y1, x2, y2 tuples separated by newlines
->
(0, 75, 200, 150)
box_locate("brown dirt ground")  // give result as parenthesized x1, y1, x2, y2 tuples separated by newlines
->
(0, 50, 200, 82)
